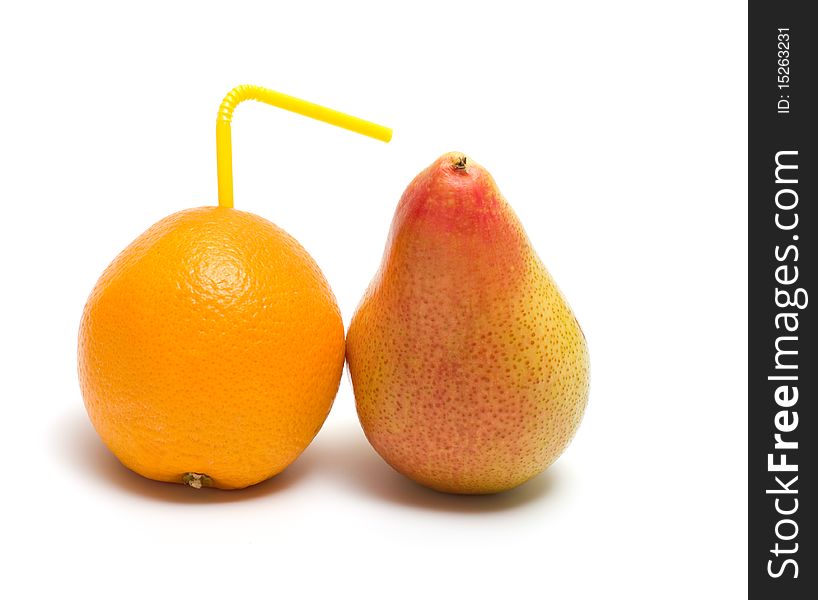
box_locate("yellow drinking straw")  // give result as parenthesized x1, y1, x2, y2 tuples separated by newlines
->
(216, 84, 392, 208)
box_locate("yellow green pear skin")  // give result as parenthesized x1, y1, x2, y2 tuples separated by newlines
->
(346, 153, 590, 494)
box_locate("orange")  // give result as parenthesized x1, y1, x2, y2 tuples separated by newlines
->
(78, 206, 345, 489)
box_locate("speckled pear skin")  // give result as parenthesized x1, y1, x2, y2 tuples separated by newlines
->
(346, 153, 590, 494)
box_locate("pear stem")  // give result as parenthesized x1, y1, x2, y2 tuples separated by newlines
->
(452, 154, 468, 170)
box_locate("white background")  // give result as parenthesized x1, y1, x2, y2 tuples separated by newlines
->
(0, 1, 747, 598)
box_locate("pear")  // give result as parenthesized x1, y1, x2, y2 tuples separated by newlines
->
(346, 152, 590, 494)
